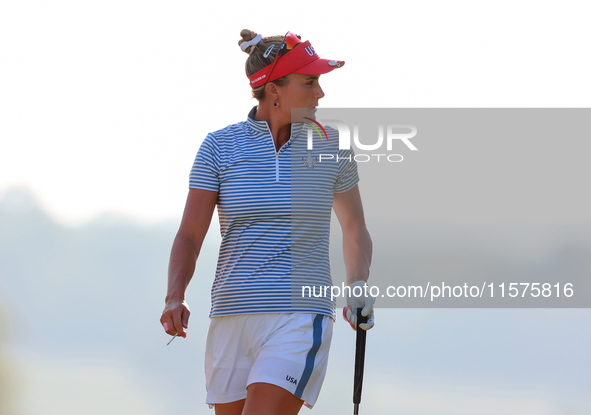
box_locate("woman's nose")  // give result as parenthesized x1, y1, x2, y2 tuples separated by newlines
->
(316, 85, 325, 99)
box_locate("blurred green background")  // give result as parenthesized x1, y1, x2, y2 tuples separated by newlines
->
(1, 188, 590, 415)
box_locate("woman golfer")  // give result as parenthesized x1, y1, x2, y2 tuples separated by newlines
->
(161, 29, 374, 415)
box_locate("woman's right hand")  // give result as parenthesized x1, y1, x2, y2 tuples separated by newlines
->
(161, 189, 217, 340)
(160, 299, 190, 338)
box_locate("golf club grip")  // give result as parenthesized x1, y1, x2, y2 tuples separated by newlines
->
(353, 308, 367, 405)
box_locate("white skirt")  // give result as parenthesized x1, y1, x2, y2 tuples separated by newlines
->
(204, 312, 334, 409)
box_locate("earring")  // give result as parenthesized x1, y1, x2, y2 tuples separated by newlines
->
(274, 101, 279, 107)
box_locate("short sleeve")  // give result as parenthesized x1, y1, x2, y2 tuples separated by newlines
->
(189, 133, 220, 191)
(334, 147, 360, 193)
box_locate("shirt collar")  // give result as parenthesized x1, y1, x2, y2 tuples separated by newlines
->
(246, 106, 269, 134)
(246, 106, 304, 140)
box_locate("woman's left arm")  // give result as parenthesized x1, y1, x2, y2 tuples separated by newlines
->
(333, 184, 372, 284)
(333, 185, 375, 330)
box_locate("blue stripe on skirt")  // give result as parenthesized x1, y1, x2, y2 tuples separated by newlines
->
(294, 314, 324, 398)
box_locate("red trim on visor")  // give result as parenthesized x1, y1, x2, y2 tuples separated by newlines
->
(248, 41, 344, 88)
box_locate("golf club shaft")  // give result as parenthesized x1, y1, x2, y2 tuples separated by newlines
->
(353, 308, 367, 413)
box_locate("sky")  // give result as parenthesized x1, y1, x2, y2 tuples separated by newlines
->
(1, 0, 590, 226)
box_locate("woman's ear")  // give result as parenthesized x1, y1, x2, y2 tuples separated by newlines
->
(265, 82, 278, 99)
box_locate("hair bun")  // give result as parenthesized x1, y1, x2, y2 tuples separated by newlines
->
(239, 29, 261, 55)
(240, 29, 258, 42)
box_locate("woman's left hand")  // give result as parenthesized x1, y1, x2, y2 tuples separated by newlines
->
(342, 281, 375, 331)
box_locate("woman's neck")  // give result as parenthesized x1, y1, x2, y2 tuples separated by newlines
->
(254, 104, 292, 151)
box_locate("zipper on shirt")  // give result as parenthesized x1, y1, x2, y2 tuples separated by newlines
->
(265, 123, 295, 182)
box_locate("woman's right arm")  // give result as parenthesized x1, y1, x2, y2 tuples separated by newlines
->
(160, 188, 218, 338)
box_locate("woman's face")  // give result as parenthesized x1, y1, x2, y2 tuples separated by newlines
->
(277, 73, 325, 112)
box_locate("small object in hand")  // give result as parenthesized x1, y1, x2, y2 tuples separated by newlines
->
(167, 333, 179, 346)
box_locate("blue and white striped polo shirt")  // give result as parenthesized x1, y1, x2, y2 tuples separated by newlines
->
(189, 107, 359, 320)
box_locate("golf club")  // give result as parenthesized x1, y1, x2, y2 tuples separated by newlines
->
(354, 307, 368, 415)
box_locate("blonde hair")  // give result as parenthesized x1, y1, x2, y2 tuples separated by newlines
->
(238, 29, 290, 100)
